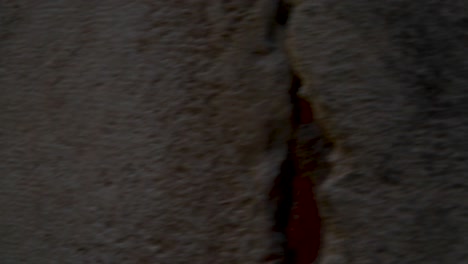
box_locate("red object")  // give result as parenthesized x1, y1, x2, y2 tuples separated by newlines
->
(286, 174, 321, 264)
(298, 98, 314, 124)
(283, 97, 321, 264)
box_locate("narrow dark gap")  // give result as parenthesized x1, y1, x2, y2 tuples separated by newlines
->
(267, 73, 304, 264)
(267, 153, 296, 263)
(266, 0, 292, 46)
(266, 1, 328, 263)
(289, 74, 303, 129)
(268, 70, 324, 264)
(275, 0, 292, 25)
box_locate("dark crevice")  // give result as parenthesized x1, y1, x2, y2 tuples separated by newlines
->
(265, 1, 332, 263)
(289, 74, 303, 129)
(267, 72, 325, 264)
(275, 0, 292, 25)
(268, 153, 296, 263)
(281, 72, 306, 264)
(265, 0, 292, 49)
(270, 153, 295, 234)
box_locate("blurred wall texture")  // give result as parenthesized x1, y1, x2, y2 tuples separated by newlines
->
(1, 1, 467, 263)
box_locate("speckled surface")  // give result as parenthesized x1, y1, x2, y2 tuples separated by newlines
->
(288, 1, 468, 263)
(1, 1, 292, 263)
(2, 0, 468, 263)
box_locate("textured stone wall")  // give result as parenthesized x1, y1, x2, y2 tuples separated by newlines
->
(1, 1, 292, 263)
(1, 0, 468, 263)
(288, 1, 468, 263)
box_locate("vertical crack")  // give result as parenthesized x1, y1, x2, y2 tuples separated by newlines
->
(285, 84, 325, 264)
(275, 0, 291, 25)
(267, 152, 296, 263)
(265, 1, 333, 263)
(289, 74, 302, 129)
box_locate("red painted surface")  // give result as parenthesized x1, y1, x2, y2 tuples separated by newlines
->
(298, 98, 314, 124)
(286, 175, 321, 264)
(286, 97, 320, 264)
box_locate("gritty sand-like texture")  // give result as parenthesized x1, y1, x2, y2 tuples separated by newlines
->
(1, 0, 468, 263)
(1, 1, 292, 263)
(288, 1, 468, 263)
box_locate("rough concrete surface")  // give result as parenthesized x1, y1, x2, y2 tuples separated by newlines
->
(288, 0, 468, 263)
(1, 0, 468, 263)
(1, 1, 292, 263)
